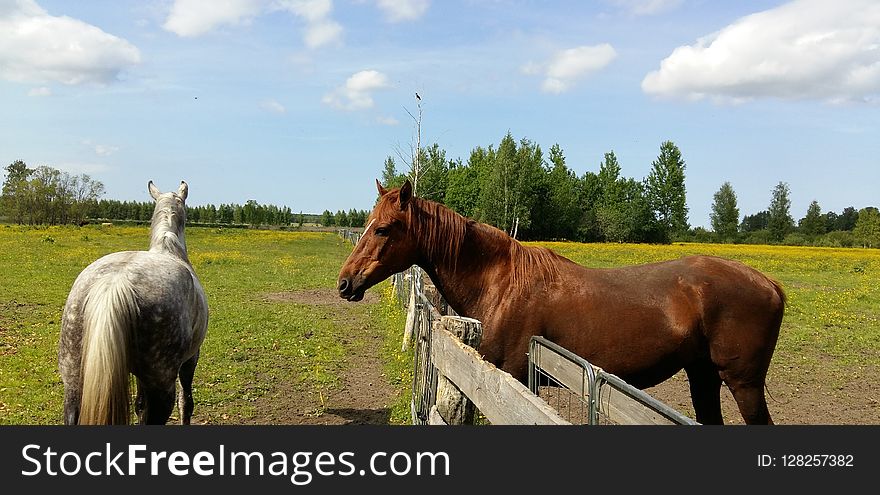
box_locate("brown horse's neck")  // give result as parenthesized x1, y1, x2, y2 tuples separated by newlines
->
(412, 201, 513, 320)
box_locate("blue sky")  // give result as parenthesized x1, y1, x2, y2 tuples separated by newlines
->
(1, 0, 878, 228)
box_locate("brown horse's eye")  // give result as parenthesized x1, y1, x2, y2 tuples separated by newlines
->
(374, 227, 389, 237)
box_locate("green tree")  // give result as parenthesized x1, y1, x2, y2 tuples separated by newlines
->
(853, 207, 880, 248)
(597, 151, 623, 207)
(321, 209, 335, 227)
(646, 141, 689, 239)
(477, 133, 544, 238)
(597, 178, 655, 243)
(767, 182, 794, 242)
(741, 210, 769, 232)
(710, 182, 740, 241)
(416, 143, 449, 204)
(577, 171, 602, 242)
(445, 157, 480, 218)
(798, 200, 825, 240)
(837, 207, 859, 231)
(545, 144, 580, 240)
(1, 160, 33, 223)
(335, 209, 349, 227)
(380, 156, 405, 189)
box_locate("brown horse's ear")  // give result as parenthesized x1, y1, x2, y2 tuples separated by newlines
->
(178, 181, 188, 201)
(398, 180, 413, 211)
(376, 179, 388, 197)
(148, 181, 161, 200)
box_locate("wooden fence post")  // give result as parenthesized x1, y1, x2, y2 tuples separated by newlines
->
(401, 287, 417, 352)
(432, 316, 482, 425)
(423, 283, 449, 316)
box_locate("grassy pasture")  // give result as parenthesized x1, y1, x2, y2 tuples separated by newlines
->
(535, 241, 880, 370)
(1, 224, 878, 424)
(0, 225, 409, 425)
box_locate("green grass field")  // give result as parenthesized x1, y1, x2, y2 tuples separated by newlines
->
(1, 225, 878, 424)
(0, 225, 409, 425)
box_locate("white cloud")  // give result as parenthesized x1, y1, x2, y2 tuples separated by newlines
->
(0, 0, 141, 85)
(276, 1, 343, 48)
(302, 19, 343, 48)
(376, 115, 399, 126)
(163, 0, 343, 48)
(323, 70, 392, 110)
(524, 44, 617, 94)
(376, 0, 430, 22)
(28, 86, 51, 97)
(94, 144, 119, 156)
(82, 140, 119, 156)
(163, 0, 263, 37)
(277, 0, 331, 21)
(642, 0, 880, 103)
(608, 0, 683, 16)
(260, 99, 287, 113)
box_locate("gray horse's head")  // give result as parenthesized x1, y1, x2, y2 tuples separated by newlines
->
(148, 181, 189, 257)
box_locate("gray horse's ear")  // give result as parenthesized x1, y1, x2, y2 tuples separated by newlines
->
(148, 181, 161, 200)
(178, 181, 188, 201)
(398, 180, 412, 211)
(376, 179, 388, 197)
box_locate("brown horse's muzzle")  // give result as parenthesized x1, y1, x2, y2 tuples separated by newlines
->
(337, 275, 365, 301)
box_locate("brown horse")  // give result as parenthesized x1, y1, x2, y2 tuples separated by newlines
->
(338, 180, 785, 424)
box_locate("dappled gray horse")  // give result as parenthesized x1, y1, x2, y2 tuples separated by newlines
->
(59, 181, 208, 425)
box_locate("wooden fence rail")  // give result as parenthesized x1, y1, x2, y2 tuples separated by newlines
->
(429, 317, 570, 425)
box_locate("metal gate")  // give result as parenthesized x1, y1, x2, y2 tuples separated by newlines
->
(529, 336, 698, 425)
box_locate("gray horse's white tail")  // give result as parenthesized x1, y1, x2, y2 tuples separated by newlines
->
(79, 274, 138, 424)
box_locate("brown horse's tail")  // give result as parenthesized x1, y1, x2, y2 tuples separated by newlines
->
(79, 274, 136, 424)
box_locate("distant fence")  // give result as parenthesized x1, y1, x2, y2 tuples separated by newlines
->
(338, 228, 362, 246)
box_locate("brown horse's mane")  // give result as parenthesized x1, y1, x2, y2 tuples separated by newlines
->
(407, 196, 562, 292)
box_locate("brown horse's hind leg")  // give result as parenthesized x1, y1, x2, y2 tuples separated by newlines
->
(725, 381, 773, 425)
(685, 361, 724, 425)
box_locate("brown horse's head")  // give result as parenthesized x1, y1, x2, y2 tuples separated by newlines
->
(337, 179, 418, 301)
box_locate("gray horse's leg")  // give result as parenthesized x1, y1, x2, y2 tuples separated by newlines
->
(177, 351, 200, 425)
(139, 384, 176, 425)
(135, 377, 147, 423)
(62, 387, 80, 425)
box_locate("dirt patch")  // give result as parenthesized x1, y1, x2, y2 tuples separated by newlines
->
(230, 289, 395, 425)
(263, 289, 379, 306)
(644, 365, 880, 425)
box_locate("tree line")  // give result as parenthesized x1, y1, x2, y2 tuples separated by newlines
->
(1, 160, 104, 225)
(380, 132, 879, 248)
(1, 160, 313, 228)
(383, 132, 689, 243)
(5, 149, 877, 248)
(709, 181, 880, 248)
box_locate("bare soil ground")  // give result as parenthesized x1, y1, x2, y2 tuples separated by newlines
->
(246, 289, 396, 425)
(196, 289, 879, 426)
(187, 289, 398, 425)
(645, 364, 880, 425)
